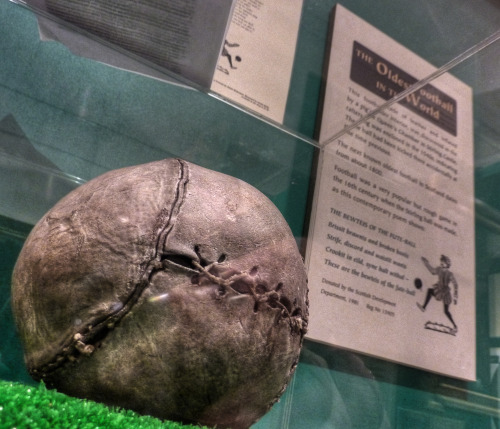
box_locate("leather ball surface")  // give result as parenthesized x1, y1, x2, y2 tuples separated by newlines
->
(11, 158, 308, 429)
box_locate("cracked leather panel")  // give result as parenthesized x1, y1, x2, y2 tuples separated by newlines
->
(12, 159, 185, 374)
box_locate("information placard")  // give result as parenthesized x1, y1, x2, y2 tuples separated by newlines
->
(305, 5, 475, 380)
(210, 0, 303, 124)
(25, 0, 235, 89)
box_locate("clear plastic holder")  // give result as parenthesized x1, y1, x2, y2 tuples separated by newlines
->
(258, 32, 500, 428)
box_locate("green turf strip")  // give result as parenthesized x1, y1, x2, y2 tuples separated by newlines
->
(0, 379, 209, 428)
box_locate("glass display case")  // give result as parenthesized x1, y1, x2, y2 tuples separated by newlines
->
(1, 0, 499, 427)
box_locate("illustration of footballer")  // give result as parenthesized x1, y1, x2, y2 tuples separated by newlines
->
(416, 254, 458, 335)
